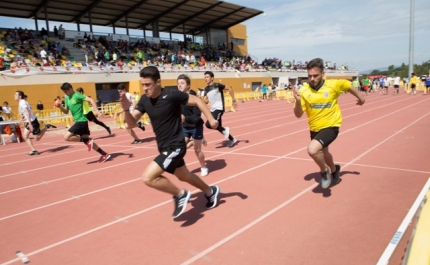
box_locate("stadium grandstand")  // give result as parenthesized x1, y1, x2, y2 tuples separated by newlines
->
(0, 0, 358, 112)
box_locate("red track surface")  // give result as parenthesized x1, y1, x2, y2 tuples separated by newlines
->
(1, 92, 429, 265)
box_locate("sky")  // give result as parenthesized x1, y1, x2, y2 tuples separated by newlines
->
(1, 0, 429, 72)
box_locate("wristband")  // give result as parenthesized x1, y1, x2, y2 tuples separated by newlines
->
(124, 109, 130, 112)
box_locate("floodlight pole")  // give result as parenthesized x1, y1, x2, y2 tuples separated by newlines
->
(408, 0, 415, 77)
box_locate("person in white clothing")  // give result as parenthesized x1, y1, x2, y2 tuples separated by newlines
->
(115, 84, 146, 144)
(14, 91, 56, 155)
(393, 74, 401, 95)
(2, 101, 12, 120)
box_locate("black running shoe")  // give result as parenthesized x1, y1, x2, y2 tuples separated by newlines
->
(45, 124, 57, 129)
(137, 121, 145, 131)
(28, 150, 39, 156)
(131, 139, 140, 144)
(205, 186, 220, 209)
(107, 127, 112, 136)
(172, 190, 191, 218)
(332, 164, 341, 185)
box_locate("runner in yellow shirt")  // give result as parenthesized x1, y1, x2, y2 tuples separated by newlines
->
(409, 73, 419, 95)
(293, 58, 365, 189)
(76, 87, 111, 135)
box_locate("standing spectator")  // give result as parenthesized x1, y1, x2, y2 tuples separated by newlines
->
(54, 26, 58, 38)
(36, 100, 44, 111)
(293, 58, 365, 189)
(58, 24, 64, 39)
(40, 27, 48, 41)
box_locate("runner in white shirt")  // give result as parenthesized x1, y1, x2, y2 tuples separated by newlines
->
(14, 90, 56, 155)
(115, 84, 147, 144)
(393, 74, 401, 95)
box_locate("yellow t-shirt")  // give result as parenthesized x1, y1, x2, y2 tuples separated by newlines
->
(82, 100, 91, 115)
(410, 76, 419, 85)
(300, 79, 351, 132)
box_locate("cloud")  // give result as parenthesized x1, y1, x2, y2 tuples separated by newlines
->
(231, 0, 430, 70)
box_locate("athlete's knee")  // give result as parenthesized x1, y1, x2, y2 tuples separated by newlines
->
(205, 120, 211, 129)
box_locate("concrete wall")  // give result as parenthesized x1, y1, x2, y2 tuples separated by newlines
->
(0, 70, 358, 111)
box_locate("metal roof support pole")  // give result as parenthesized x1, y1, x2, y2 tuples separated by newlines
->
(113, 24, 116, 34)
(89, 12, 93, 33)
(34, 15, 39, 33)
(77, 22, 80, 32)
(126, 15, 129, 35)
(152, 20, 159, 38)
(183, 24, 186, 42)
(43, 4, 50, 33)
(169, 31, 172, 40)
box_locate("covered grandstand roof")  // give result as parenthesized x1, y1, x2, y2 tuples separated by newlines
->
(0, 0, 263, 35)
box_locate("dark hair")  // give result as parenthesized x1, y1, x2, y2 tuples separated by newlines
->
(3, 101, 8, 105)
(204, 71, 214, 78)
(307, 58, 324, 72)
(16, 91, 25, 99)
(61, 82, 73, 90)
(117, 83, 126, 91)
(76, 87, 84, 93)
(139, 66, 160, 83)
(177, 74, 191, 85)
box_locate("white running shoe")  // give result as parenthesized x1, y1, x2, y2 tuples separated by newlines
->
(222, 127, 230, 139)
(201, 167, 209, 177)
(228, 138, 238, 148)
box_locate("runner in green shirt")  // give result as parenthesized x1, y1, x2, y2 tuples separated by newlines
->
(56, 82, 111, 163)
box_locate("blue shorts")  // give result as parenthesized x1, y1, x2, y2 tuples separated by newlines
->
(182, 126, 204, 140)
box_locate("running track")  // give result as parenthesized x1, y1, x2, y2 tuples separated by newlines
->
(1, 92, 429, 265)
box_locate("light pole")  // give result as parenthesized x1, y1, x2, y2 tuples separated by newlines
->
(408, 0, 415, 77)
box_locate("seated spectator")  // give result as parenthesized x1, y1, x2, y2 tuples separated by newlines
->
(37, 100, 44, 111)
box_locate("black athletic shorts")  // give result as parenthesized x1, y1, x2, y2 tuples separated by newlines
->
(310, 127, 339, 148)
(25, 118, 41, 135)
(85, 111, 96, 122)
(68, 121, 90, 136)
(154, 146, 186, 174)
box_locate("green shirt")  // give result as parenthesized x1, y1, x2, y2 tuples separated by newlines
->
(66, 92, 88, 122)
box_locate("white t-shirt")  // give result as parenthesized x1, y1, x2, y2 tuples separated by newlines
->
(125, 92, 135, 111)
(18, 99, 36, 122)
(40, 50, 47, 58)
(2, 106, 11, 114)
(393, 76, 400, 86)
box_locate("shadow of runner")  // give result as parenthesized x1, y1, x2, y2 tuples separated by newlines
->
(39, 145, 71, 154)
(174, 191, 248, 226)
(190, 159, 227, 174)
(304, 170, 361, 197)
(86, 152, 134, 164)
